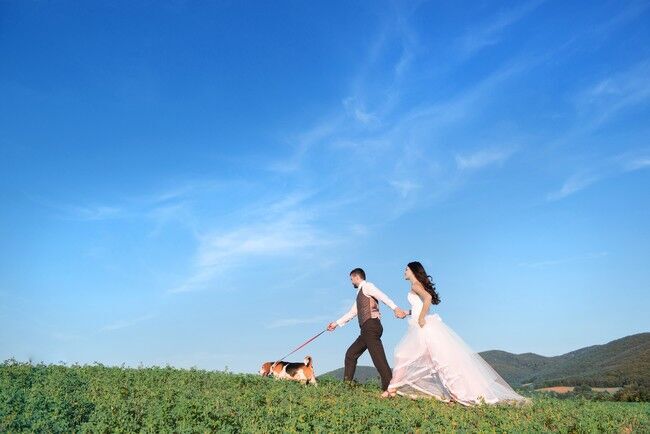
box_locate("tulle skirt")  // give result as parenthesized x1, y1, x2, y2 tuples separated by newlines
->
(388, 314, 528, 406)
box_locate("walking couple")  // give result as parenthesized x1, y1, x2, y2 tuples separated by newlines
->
(327, 262, 527, 405)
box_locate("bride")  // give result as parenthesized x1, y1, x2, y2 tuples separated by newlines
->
(384, 261, 528, 405)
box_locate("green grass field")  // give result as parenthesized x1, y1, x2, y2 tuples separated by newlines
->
(2, 360, 649, 433)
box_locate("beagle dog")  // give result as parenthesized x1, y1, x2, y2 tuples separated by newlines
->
(259, 355, 317, 385)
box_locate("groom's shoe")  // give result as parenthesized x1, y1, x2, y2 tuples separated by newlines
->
(343, 379, 361, 388)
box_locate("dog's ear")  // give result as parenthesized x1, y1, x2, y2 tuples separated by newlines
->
(304, 355, 312, 367)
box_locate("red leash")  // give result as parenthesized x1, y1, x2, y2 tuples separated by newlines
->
(271, 329, 327, 369)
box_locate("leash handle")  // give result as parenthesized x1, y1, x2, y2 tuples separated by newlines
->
(270, 329, 327, 369)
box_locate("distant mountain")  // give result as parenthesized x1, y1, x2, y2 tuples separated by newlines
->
(478, 350, 552, 386)
(320, 333, 650, 388)
(482, 333, 650, 387)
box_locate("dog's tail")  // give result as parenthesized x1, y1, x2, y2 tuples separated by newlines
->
(304, 355, 312, 367)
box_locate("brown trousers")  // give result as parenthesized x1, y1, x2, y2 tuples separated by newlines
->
(343, 318, 392, 390)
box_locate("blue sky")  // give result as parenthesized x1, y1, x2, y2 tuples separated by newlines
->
(1, 0, 649, 375)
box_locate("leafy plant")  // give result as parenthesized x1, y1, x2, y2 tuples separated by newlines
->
(1, 359, 649, 433)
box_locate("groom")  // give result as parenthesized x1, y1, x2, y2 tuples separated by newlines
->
(327, 268, 407, 393)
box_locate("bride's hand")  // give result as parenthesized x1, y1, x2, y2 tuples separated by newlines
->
(418, 317, 426, 328)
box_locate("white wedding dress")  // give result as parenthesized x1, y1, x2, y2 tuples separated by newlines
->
(388, 291, 528, 405)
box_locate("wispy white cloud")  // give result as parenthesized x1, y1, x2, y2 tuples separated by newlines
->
(623, 157, 650, 171)
(337, 298, 355, 315)
(457, 0, 546, 58)
(580, 1, 650, 45)
(151, 351, 236, 370)
(263, 47, 536, 230)
(52, 179, 228, 224)
(46, 2, 625, 308)
(51, 331, 83, 342)
(547, 171, 601, 201)
(455, 147, 516, 170)
(66, 205, 125, 220)
(264, 0, 540, 216)
(574, 61, 650, 128)
(268, 116, 345, 173)
(170, 220, 329, 293)
(265, 315, 329, 329)
(342, 4, 421, 129)
(343, 97, 380, 125)
(518, 251, 608, 269)
(389, 179, 422, 197)
(100, 313, 156, 332)
(349, 224, 370, 236)
(270, 10, 420, 173)
(169, 194, 338, 294)
(548, 150, 650, 201)
(544, 59, 650, 200)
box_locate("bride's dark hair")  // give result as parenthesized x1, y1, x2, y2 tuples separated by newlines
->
(407, 261, 441, 305)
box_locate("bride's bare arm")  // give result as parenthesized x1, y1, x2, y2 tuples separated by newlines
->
(411, 283, 432, 327)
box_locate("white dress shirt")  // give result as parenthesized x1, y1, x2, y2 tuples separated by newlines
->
(335, 280, 398, 327)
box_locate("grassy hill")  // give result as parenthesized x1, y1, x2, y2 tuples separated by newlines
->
(2, 360, 649, 432)
(321, 333, 650, 388)
(481, 333, 650, 387)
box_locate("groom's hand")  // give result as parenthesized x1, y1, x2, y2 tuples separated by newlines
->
(394, 307, 407, 319)
(327, 322, 338, 331)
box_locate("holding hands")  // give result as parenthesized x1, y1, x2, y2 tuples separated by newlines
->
(329, 307, 407, 332)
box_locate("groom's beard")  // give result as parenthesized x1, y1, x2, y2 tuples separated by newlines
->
(353, 284, 359, 288)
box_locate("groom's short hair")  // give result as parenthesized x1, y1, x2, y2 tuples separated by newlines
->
(350, 268, 366, 280)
